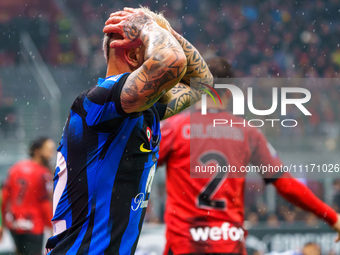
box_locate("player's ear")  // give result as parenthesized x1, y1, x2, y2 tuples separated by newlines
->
(124, 47, 145, 70)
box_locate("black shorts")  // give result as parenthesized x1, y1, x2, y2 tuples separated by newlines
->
(10, 231, 43, 255)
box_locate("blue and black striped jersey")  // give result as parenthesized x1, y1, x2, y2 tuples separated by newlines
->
(46, 73, 165, 254)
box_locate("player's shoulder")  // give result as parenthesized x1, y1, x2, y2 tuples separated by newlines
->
(9, 160, 38, 174)
(76, 72, 130, 104)
(11, 160, 33, 169)
(76, 73, 131, 114)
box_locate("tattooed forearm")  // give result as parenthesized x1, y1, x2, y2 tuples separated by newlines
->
(172, 31, 213, 85)
(120, 14, 187, 113)
(162, 83, 205, 119)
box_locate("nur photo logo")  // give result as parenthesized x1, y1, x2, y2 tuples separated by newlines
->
(196, 78, 313, 128)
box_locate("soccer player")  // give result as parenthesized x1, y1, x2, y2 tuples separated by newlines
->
(158, 57, 340, 255)
(46, 7, 211, 254)
(2, 137, 54, 255)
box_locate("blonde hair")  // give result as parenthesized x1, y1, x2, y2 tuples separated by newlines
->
(102, 6, 171, 62)
(138, 6, 171, 31)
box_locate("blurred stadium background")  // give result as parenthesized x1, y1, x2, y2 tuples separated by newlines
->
(0, 0, 340, 254)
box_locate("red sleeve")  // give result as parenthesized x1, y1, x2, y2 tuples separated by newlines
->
(248, 127, 284, 182)
(273, 172, 338, 226)
(158, 118, 175, 166)
(39, 171, 53, 228)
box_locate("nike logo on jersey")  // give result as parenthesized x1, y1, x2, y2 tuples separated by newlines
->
(140, 143, 151, 152)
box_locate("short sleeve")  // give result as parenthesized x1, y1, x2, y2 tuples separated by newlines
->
(82, 73, 130, 127)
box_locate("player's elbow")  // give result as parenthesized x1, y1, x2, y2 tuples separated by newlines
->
(161, 49, 187, 81)
(173, 51, 187, 75)
(175, 51, 187, 70)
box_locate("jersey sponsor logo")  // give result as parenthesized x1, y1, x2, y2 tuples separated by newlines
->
(140, 143, 152, 153)
(12, 219, 34, 231)
(131, 193, 148, 211)
(131, 164, 156, 211)
(190, 222, 245, 242)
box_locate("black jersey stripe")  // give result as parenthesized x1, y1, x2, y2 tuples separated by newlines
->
(62, 117, 97, 250)
(67, 118, 90, 225)
(130, 206, 147, 255)
(87, 86, 111, 105)
(90, 117, 125, 134)
(71, 90, 89, 118)
(104, 125, 150, 255)
(76, 198, 96, 254)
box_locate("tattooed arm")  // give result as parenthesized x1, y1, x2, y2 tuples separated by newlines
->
(160, 29, 213, 119)
(161, 82, 207, 119)
(171, 29, 213, 84)
(104, 10, 187, 113)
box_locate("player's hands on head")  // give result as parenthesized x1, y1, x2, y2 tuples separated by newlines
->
(333, 213, 340, 242)
(103, 7, 156, 49)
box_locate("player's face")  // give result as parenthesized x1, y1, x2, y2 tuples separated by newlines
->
(39, 139, 56, 167)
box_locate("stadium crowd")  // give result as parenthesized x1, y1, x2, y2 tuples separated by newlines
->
(1, 0, 340, 76)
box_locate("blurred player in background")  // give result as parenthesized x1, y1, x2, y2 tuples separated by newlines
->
(301, 242, 321, 255)
(158, 57, 340, 255)
(266, 242, 321, 255)
(46, 6, 211, 254)
(2, 137, 54, 255)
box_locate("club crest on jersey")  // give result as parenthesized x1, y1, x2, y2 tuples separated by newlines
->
(146, 127, 152, 141)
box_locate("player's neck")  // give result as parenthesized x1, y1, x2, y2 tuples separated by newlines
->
(106, 59, 132, 77)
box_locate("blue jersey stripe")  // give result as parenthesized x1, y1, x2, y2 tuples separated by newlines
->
(88, 117, 139, 254)
(84, 98, 122, 126)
